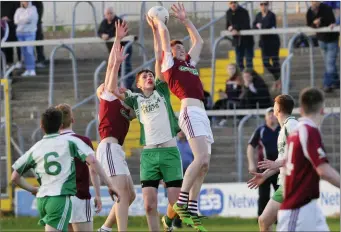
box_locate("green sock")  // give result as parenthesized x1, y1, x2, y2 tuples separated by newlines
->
(165, 215, 173, 226)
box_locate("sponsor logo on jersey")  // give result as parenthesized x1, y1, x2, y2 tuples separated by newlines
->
(178, 65, 199, 76)
(318, 147, 326, 159)
(199, 188, 224, 216)
(140, 97, 161, 114)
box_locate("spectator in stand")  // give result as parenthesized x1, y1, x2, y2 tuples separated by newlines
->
(253, 1, 281, 91)
(1, 1, 22, 68)
(32, 1, 46, 68)
(212, 63, 243, 126)
(226, 1, 254, 71)
(307, 1, 340, 93)
(323, 1, 340, 25)
(98, 7, 134, 90)
(203, 90, 212, 110)
(240, 69, 272, 109)
(14, 1, 38, 77)
(247, 107, 280, 218)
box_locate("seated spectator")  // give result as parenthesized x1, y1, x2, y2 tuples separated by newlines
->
(203, 90, 212, 110)
(226, 1, 254, 70)
(14, 1, 38, 76)
(98, 7, 134, 90)
(253, 1, 281, 91)
(240, 69, 272, 109)
(307, 2, 340, 93)
(212, 63, 243, 126)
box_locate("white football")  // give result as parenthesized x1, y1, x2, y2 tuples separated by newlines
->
(147, 6, 169, 25)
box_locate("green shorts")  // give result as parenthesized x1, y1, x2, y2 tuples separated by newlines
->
(272, 185, 283, 203)
(140, 146, 183, 183)
(37, 195, 72, 232)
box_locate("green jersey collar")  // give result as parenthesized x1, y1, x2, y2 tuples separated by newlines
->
(43, 133, 60, 139)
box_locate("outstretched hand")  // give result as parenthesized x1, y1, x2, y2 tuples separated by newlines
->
(146, 14, 157, 30)
(171, 3, 187, 22)
(247, 171, 265, 189)
(114, 45, 129, 64)
(115, 20, 128, 40)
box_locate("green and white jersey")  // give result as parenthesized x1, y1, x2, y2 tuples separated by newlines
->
(124, 79, 180, 146)
(277, 116, 299, 185)
(12, 133, 94, 198)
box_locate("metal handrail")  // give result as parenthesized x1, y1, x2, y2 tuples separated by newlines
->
(320, 112, 340, 165)
(121, 41, 149, 85)
(0, 122, 25, 153)
(4, 65, 16, 79)
(237, 114, 261, 182)
(1, 21, 9, 43)
(71, 1, 98, 40)
(285, 32, 315, 94)
(93, 60, 106, 141)
(0, 51, 7, 77)
(281, 53, 294, 94)
(85, 119, 97, 139)
(49, 44, 78, 107)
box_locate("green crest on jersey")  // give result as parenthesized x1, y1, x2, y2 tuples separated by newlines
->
(178, 66, 199, 76)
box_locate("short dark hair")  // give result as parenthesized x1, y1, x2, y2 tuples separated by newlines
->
(274, 94, 295, 115)
(135, 69, 155, 85)
(170, 40, 183, 47)
(299, 87, 324, 114)
(41, 107, 63, 134)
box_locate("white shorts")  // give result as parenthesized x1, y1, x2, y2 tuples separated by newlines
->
(69, 196, 93, 223)
(179, 106, 214, 145)
(96, 141, 130, 176)
(277, 200, 329, 231)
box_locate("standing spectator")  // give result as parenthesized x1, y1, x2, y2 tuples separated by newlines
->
(14, 1, 38, 76)
(173, 130, 194, 229)
(32, 1, 46, 68)
(226, 1, 254, 70)
(1, 1, 22, 68)
(98, 7, 133, 90)
(323, 1, 340, 25)
(253, 1, 281, 91)
(307, 2, 340, 93)
(240, 69, 272, 109)
(247, 107, 280, 217)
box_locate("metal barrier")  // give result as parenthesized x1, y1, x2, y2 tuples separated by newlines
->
(49, 44, 78, 107)
(121, 41, 149, 83)
(0, 123, 25, 153)
(237, 114, 261, 182)
(320, 112, 340, 166)
(0, 51, 6, 77)
(93, 60, 106, 141)
(71, 1, 98, 40)
(281, 53, 294, 94)
(139, 2, 163, 55)
(283, 32, 315, 94)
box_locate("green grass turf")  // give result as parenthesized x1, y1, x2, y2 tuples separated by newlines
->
(1, 216, 340, 231)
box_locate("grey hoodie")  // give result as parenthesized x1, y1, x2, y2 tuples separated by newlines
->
(14, 2, 38, 33)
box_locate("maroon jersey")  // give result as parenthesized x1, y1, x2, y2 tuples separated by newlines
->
(281, 118, 328, 210)
(60, 130, 93, 200)
(98, 90, 130, 145)
(161, 51, 204, 101)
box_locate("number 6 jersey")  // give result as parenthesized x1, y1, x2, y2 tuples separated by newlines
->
(12, 133, 94, 198)
(281, 118, 328, 210)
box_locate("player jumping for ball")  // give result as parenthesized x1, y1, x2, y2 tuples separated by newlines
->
(277, 87, 340, 231)
(96, 21, 136, 232)
(11, 107, 119, 232)
(155, 3, 214, 231)
(247, 94, 298, 232)
(56, 103, 102, 232)
(98, 19, 183, 232)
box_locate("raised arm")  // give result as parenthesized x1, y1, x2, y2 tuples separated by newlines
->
(171, 3, 204, 63)
(104, 20, 128, 94)
(146, 15, 164, 80)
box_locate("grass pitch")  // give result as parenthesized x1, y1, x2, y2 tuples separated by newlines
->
(1, 216, 340, 231)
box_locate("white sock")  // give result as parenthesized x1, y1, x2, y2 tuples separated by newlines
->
(100, 225, 112, 232)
